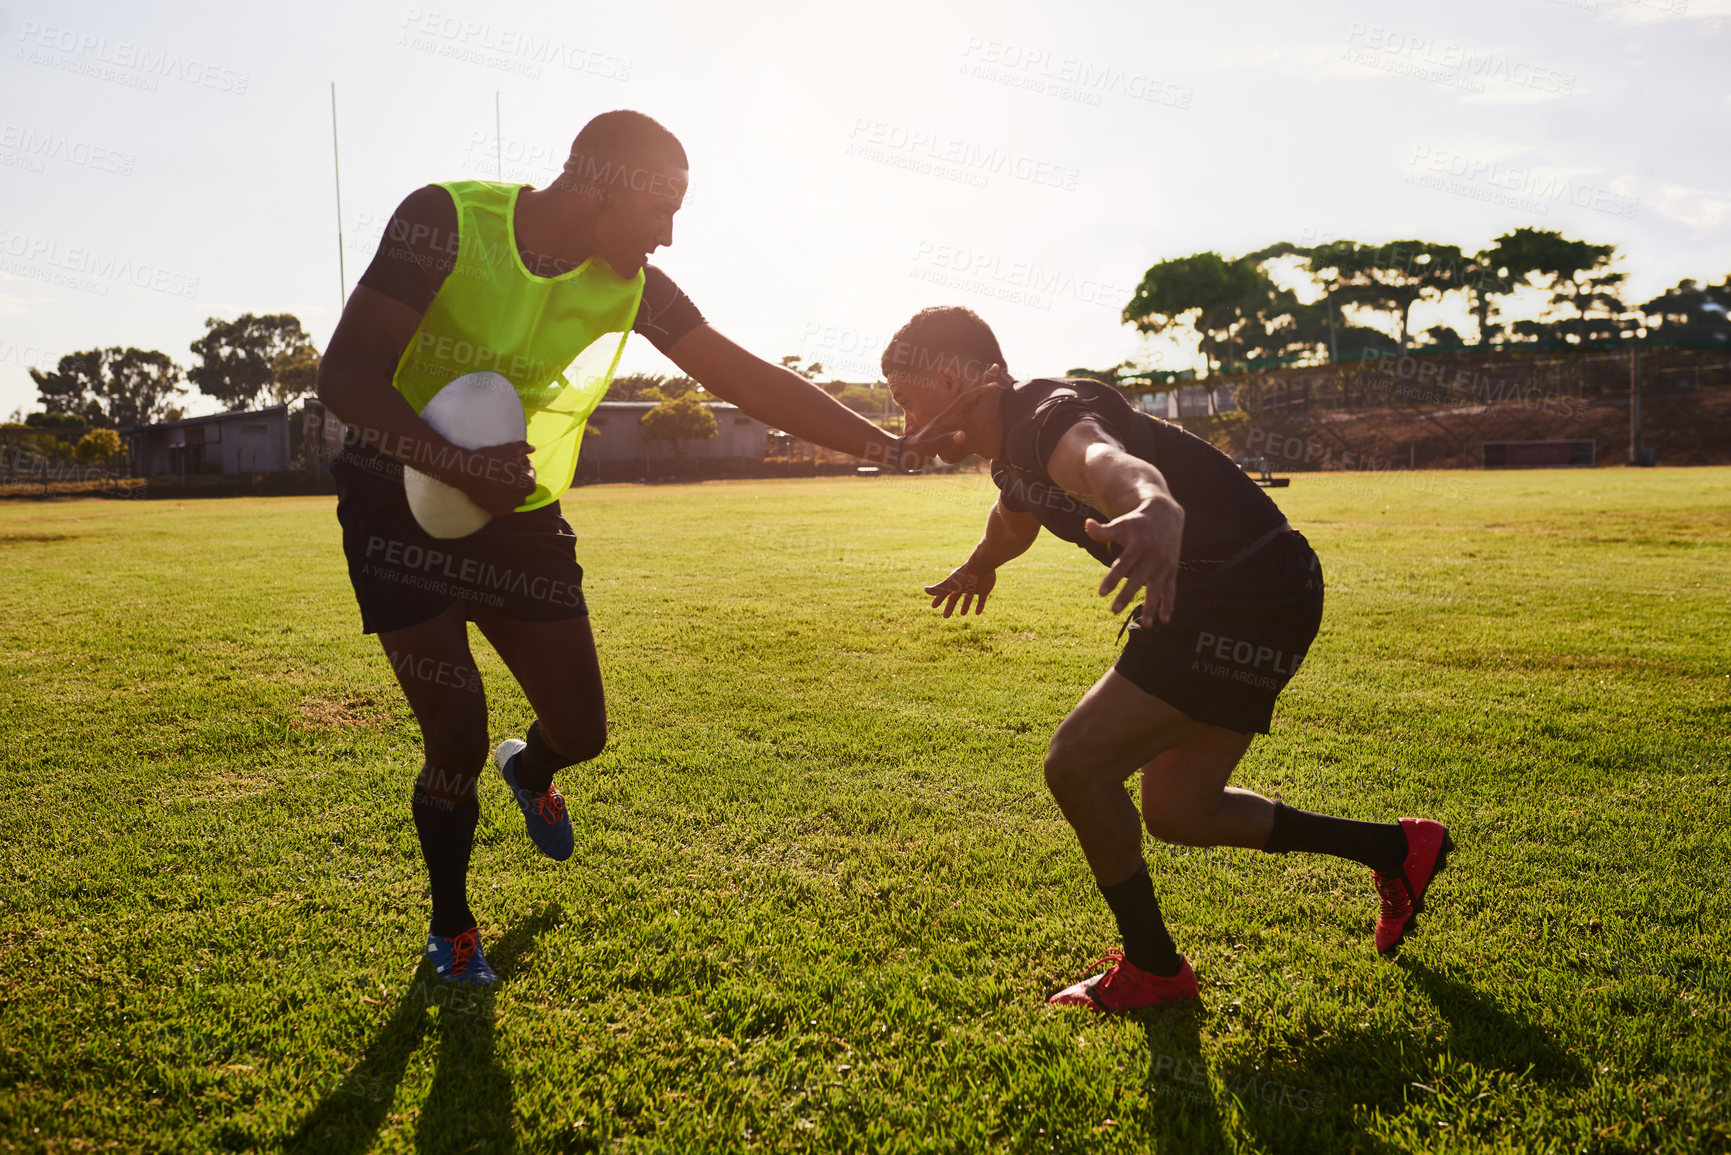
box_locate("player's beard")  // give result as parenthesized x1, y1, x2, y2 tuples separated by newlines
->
(915, 384, 1001, 463)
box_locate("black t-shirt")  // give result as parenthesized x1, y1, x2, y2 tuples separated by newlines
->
(990, 378, 1289, 567)
(355, 184, 706, 355)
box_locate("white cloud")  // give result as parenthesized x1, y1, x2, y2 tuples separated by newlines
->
(1648, 184, 1731, 229)
(0, 288, 50, 317)
(1603, 0, 1731, 23)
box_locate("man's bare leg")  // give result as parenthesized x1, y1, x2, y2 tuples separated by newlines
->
(467, 608, 607, 863)
(471, 607, 608, 789)
(1043, 670, 1216, 885)
(378, 603, 491, 948)
(1043, 668, 1427, 984)
(1042, 670, 1220, 981)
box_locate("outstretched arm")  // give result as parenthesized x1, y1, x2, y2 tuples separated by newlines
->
(925, 499, 1042, 617)
(1044, 420, 1185, 626)
(665, 324, 905, 467)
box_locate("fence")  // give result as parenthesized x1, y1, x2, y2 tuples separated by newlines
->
(1223, 346, 1727, 415)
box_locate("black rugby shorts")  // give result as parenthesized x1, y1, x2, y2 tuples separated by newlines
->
(332, 446, 588, 635)
(1114, 529, 1324, 734)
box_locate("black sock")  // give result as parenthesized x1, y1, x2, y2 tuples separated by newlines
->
(1099, 864, 1182, 977)
(511, 719, 568, 796)
(1264, 803, 1408, 875)
(412, 777, 480, 938)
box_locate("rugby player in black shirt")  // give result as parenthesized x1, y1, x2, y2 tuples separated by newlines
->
(890, 306, 1452, 1011)
(317, 112, 917, 984)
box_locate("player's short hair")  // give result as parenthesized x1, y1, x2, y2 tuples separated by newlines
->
(881, 306, 1008, 387)
(563, 110, 687, 199)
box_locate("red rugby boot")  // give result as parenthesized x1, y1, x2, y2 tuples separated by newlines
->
(1047, 952, 1199, 1011)
(1374, 817, 1454, 955)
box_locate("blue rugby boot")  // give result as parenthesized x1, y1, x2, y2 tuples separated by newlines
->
(425, 926, 499, 986)
(495, 738, 574, 862)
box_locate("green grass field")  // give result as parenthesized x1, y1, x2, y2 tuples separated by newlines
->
(1, 468, 1727, 1153)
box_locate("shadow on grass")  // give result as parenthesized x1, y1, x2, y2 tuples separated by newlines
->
(1398, 959, 1586, 1087)
(287, 905, 562, 1155)
(1134, 1002, 1231, 1154)
(1217, 958, 1590, 1154)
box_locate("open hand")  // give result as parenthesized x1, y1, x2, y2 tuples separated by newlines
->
(1083, 495, 1184, 626)
(925, 563, 996, 617)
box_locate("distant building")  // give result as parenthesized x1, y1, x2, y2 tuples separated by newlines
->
(582, 401, 768, 462)
(127, 405, 292, 476)
(1139, 386, 1237, 419)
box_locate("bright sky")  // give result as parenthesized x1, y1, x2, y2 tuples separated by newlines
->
(2, 0, 1727, 419)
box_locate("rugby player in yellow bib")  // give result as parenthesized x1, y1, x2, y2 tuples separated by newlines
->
(317, 111, 916, 984)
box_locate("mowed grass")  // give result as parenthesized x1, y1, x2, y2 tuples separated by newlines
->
(0, 467, 1727, 1154)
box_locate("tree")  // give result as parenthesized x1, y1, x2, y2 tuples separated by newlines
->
(102, 348, 185, 427)
(188, 313, 311, 410)
(1307, 240, 1462, 352)
(76, 428, 123, 464)
(1642, 277, 1731, 346)
(29, 350, 105, 421)
(1459, 237, 1527, 345)
(778, 355, 823, 380)
(822, 382, 884, 415)
(605, 373, 668, 403)
(1488, 228, 1625, 345)
(1123, 251, 1303, 374)
(30, 348, 184, 427)
(639, 392, 717, 456)
(25, 410, 89, 430)
(269, 344, 321, 406)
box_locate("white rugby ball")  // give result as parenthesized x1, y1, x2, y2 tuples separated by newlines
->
(404, 371, 529, 539)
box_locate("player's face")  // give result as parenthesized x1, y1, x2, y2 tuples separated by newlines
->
(594, 164, 687, 278)
(887, 369, 953, 430)
(891, 366, 1002, 462)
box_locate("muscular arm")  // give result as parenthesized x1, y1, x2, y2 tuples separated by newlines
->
(315, 286, 532, 515)
(1044, 420, 1176, 521)
(969, 500, 1042, 570)
(665, 324, 902, 465)
(1044, 419, 1186, 624)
